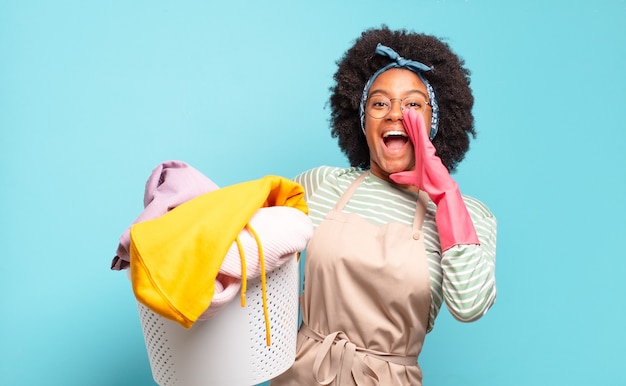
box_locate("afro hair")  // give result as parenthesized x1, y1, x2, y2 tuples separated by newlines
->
(329, 25, 476, 172)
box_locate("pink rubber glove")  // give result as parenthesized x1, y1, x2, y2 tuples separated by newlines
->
(390, 109, 480, 251)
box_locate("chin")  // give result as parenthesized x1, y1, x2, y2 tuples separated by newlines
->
(386, 162, 413, 174)
(371, 158, 412, 178)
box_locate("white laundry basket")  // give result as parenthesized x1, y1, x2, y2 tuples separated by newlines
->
(135, 254, 300, 386)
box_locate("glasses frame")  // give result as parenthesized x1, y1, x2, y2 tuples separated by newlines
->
(365, 94, 432, 119)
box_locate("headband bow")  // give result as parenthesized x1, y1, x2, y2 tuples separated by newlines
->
(375, 43, 434, 73)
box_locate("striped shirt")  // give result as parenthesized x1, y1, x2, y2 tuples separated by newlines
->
(294, 165, 497, 332)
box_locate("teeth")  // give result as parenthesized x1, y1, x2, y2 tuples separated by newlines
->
(383, 131, 407, 138)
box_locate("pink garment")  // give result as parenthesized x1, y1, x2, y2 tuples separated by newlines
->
(111, 160, 220, 270)
(199, 206, 312, 319)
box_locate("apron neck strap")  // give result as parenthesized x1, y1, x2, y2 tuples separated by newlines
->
(413, 191, 428, 231)
(334, 171, 369, 210)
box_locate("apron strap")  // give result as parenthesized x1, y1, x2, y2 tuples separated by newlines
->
(333, 171, 369, 210)
(413, 191, 428, 232)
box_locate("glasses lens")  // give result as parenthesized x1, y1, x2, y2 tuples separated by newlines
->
(366, 95, 391, 119)
(402, 96, 429, 113)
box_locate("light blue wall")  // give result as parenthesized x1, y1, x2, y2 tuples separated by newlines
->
(1, 0, 625, 385)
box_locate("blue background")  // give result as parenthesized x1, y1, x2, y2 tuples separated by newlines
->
(2, 0, 625, 385)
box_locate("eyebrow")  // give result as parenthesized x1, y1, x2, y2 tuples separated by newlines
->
(368, 89, 428, 99)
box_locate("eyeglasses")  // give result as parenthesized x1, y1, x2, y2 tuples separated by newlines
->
(365, 94, 431, 119)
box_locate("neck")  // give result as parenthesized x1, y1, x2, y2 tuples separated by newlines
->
(367, 168, 420, 193)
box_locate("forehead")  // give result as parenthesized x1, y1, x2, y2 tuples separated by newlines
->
(368, 68, 427, 96)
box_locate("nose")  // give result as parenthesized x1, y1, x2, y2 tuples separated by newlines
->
(387, 99, 403, 120)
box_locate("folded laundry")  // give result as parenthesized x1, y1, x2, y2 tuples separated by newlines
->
(115, 161, 311, 331)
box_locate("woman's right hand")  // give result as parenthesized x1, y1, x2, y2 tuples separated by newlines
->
(391, 110, 480, 252)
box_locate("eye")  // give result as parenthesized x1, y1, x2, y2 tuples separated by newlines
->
(403, 98, 424, 110)
(368, 96, 390, 110)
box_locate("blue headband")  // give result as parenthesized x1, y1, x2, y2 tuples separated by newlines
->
(359, 43, 440, 140)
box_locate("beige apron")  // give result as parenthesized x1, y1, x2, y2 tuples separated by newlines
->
(272, 172, 431, 385)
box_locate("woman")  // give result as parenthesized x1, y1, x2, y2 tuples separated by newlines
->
(272, 26, 497, 385)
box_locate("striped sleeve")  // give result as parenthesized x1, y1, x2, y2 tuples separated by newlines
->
(439, 196, 497, 322)
(294, 165, 344, 203)
(293, 165, 357, 226)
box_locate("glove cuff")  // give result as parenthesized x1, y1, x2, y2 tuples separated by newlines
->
(434, 189, 480, 252)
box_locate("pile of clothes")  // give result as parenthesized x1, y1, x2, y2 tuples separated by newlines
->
(111, 161, 313, 334)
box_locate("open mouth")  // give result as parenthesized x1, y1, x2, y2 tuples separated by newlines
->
(383, 130, 409, 150)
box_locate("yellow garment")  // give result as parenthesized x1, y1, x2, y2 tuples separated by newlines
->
(129, 175, 308, 328)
